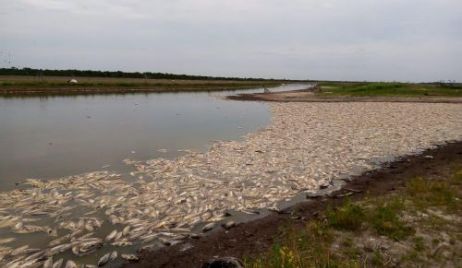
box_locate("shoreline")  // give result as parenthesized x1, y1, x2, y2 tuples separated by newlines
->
(228, 88, 462, 103)
(128, 140, 462, 267)
(0, 79, 282, 97)
(1, 101, 461, 267)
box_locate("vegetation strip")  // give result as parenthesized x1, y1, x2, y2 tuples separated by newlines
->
(246, 169, 462, 267)
(0, 76, 281, 96)
(317, 81, 462, 97)
(0, 67, 291, 81)
(228, 82, 462, 103)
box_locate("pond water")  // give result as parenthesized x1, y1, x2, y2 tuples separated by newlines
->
(0, 83, 309, 190)
(0, 83, 314, 267)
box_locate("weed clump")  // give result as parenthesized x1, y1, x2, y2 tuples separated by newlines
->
(327, 201, 365, 231)
(369, 199, 414, 240)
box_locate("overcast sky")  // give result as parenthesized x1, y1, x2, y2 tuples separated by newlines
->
(1, 0, 461, 81)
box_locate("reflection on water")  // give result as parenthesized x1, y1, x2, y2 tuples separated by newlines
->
(0, 83, 309, 190)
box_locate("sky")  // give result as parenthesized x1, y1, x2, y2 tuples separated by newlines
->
(0, 0, 461, 81)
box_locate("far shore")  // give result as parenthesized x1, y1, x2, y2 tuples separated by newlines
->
(228, 81, 462, 103)
(0, 75, 283, 96)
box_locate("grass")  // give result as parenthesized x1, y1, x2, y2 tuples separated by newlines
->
(0, 75, 282, 96)
(245, 167, 462, 267)
(406, 172, 461, 211)
(369, 199, 414, 241)
(326, 201, 364, 231)
(318, 82, 462, 97)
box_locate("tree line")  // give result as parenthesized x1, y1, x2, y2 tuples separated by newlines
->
(0, 67, 291, 81)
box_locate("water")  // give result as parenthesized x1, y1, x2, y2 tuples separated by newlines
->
(0, 83, 312, 266)
(0, 83, 309, 190)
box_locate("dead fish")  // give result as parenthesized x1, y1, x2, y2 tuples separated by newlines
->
(97, 253, 110, 266)
(78, 241, 102, 255)
(17, 258, 43, 268)
(159, 237, 172, 246)
(105, 230, 117, 242)
(43, 257, 53, 268)
(84, 223, 94, 232)
(140, 233, 158, 243)
(14, 222, 24, 230)
(109, 250, 118, 261)
(11, 244, 29, 256)
(49, 243, 72, 255)
(189, 233, 201, 239)
(49, 235, 70, 247)
(202, 222, 216, 233)
(24, 250, 45, 262)
(71, 246, 79, 256)
(114, 231, 123, 241)
(122, 225, 131, 236)
(111, 240, 132, 247)
(64, 260, 77, 268)
(52, 258, 63, 268)
(120, 254, 139, 262)
(0, 237, 15, 244)
(222, 221, 236, 230)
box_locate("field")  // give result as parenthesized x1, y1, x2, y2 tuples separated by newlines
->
(245, 163, 462, 267)
(318, 81, 462, 97)
(229, 81, 462, 102)
(0, 75, 282, 96)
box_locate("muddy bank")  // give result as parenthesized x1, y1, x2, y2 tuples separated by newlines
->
(228, 89, 462, 103)
(128, 141, 462, 268)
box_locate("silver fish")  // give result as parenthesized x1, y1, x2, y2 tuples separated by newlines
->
(11, 245, 29, 256)
(109, 250, 118, 261)
(97, 253, 110, 267)
(105, 230, 117, 242)
(52, 258, 63, 268)
(43, 257, 53, 268)
(64, 260, 77, 268)
(120, 254, 139, 261)
(202, 222, 216, 233)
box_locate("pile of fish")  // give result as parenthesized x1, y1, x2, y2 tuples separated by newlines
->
(1, 102, 462, 267)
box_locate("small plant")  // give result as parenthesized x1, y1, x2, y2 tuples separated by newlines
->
(406, 177, 457, 210)
(413, 236, 425, 251)
(369, 199, 414, 240)
(327, 200, 365, 231)
(370, 250, 384, 266)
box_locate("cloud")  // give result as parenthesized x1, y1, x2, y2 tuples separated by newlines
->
(15, 0, 145, 18)
(0, 0, 461, 81)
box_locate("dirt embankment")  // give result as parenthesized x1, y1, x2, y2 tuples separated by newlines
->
(127, 141, 462, 268)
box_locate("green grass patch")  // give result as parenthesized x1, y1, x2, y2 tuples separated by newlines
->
(318, 82, 462, 97)
(369, 199, 414, 240)
(326, 200, 365, 231)
(406, 173, 461, 212)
